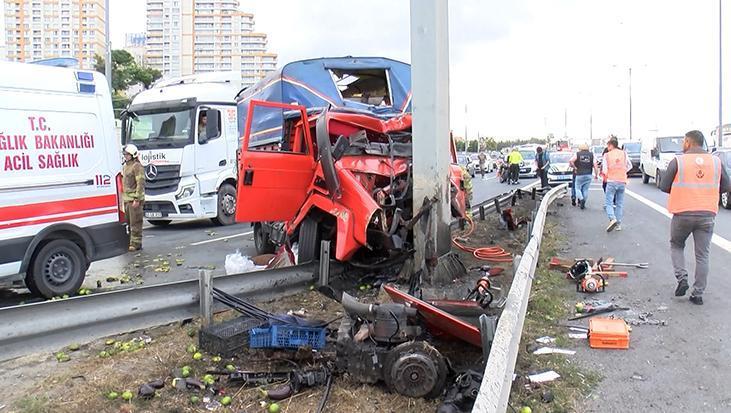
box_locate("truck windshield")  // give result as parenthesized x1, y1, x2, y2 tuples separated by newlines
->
(657, 137, 683, 153)
(623, 143, 641, 153)
(125, 109, 194, 149)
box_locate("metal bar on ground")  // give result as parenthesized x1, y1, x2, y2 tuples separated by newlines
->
(473, 183, 567, 413)
(0, 263, 317, 362)
(199, 269, 213, 328)
(318, 240, 331, 286)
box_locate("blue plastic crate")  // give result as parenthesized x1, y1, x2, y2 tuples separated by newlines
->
(249, 324, 326, 349)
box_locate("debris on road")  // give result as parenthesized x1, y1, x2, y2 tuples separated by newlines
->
(535, 336, 556, 345)
(588, 318, 630, 350)
(532, 347, 576, 356)
(527, 370, 561, 384)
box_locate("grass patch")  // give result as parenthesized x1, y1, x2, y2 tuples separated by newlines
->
(14, 396, 49, 413)
(508, 221, 601, 413)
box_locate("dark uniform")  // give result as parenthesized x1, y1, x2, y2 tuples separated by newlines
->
(122, 158, 145, 250)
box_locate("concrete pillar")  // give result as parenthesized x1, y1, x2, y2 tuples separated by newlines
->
(410, 0, 451, 284)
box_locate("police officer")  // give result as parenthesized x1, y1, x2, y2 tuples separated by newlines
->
(507, 147, 523, 185)
(660, 130, 731, 305)
(122, 144, 145, 251)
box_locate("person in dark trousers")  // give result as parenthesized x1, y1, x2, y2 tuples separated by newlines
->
(660, 130, 731, 305)
(122, 144, 145, 251)
(507, 147, 523, 185)
(535, 146, 550, 188)
(570, 143, 598, 209)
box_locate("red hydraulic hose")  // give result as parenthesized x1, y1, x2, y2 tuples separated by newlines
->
(452, 216, 513, 262)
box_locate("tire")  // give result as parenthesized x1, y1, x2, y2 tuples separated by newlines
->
(655, 170, 662, 189)
(254, 223, 276, 255)
(212, 183, 236, 226)
(642, 167, 650, 184)
(297, 217, 320, 263)
(148, 220, 171, 227)
(722, 192, 731, 210)
(26, 239, 87, 298)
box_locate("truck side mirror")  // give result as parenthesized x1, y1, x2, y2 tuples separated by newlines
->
(650, 148, 658, 158)
(201, 109, 220, 144)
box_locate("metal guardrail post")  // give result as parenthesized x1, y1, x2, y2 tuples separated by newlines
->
(479, 205, 486, 221)
(318, 240, 331, 286)
(478, 314, 497, 362)
(199, 269, 213, 328)
(473, 183, 567, 413)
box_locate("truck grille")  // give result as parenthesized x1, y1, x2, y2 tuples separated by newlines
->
(145, 164, 181, 196)
(143, 201, 177, 215)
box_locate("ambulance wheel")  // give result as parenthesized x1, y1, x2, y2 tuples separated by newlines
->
(148, 220, 171, 226)
(26, 239, 86, 299)
(212, 183, 236, 226)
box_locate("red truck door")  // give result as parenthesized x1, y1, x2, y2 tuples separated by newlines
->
(235, 101, 316, 222)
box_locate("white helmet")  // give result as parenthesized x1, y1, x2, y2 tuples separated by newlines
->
(123, 144, 138, 157)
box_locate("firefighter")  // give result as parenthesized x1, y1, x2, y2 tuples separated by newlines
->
(122, 144, 145, 251)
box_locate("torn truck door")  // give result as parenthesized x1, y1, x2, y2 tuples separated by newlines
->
(235, 100, 316, 222)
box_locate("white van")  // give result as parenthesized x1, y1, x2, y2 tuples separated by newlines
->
(0, 61, 128, 298)
(120, 72, 241, 226)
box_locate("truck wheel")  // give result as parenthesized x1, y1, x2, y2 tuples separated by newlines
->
(655, 170, 662, 188)
(722, 192, 731, 209)
(212, 183, 236, 226)
(642, 167, 650, 184)
(26, 239, 87, 299)
(297, 217, 320, 264)
(254, 223, 275, 255)
(148, 220, 171, 227)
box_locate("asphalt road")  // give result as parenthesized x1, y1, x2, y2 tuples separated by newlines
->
(0, 175, 527, 307)
(558, 177, 731, 412)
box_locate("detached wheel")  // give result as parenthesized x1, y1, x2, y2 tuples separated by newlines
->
(148, 220, 171, 227)
(722, 192, 731, 209)
(212, 183, 236, 226)
(642, 167, 650, 184)
(297, 217, 320, 263)
(254, 223, 276, 254)
(26, 239, 87, 298)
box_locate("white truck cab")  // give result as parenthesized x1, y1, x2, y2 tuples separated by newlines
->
(641, 136, 703, 187)
(121, 72, 242, 226)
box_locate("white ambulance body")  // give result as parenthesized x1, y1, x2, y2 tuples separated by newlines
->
(120, 72, 241, 226)
(0, 61, 128, 298)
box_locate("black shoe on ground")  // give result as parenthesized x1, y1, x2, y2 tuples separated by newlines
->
(689, 295, 703, 305)
(674, 279, 689, 297)
(571, 199, 576, 206)
(580, 200, 586, 209)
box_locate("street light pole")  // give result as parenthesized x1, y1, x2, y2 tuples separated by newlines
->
(629, 67, 633, 141)
(719, 0, 723, 147)
(104, 0, 111, 91)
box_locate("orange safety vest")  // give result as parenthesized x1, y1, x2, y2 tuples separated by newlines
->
(668, 153, 722, 214)
(605, 149, 628, 183)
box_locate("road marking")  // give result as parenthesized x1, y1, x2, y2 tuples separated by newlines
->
(190, 230, 254, 246)
(625, 189, 731, 254)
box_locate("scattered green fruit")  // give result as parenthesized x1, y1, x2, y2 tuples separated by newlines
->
(187, 329, 196, 337)
(575, 302, 584, 313)
(193, 352, 203, 360)
(203, 374, 215, 385)
(107, 391, 119, 400)
(68, 343, 80, 351)
(221, 396, 232, 406)
(62, 294, 69, 299)
(268, 402, 281, 413)
(359, 285, 367, 291)
(105, 339, 116, 346)
(99, 351, 110, 358)
(212, 356, 222, 363)
(187, 344, 198, 353)
(190, 395, 200, 404)
(520, 407, 532, 413)
(55, 352, 70, 362)
(121, 390, 133, 401)
(225, 364, 236, 372)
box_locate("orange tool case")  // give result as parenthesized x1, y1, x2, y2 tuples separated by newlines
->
(589, 318, 630, 349)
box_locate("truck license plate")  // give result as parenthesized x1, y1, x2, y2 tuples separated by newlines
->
(145, 212, 163, 218)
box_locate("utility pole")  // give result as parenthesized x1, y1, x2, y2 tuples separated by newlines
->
(563, 107, 567, 139)
(629, 67, 633, 141)
(590, 111, 593, 142)
(104, 0, 111, 91)
(410, 0, 451, 284)
(464, 104, 468, 149)
(719, 0, 724, 147)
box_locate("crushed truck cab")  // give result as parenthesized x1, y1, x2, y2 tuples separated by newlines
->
(234, 57, 466, 264)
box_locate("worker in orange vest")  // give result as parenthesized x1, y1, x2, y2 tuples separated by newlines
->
(660, 130, 730, 305)
(601, 138, 632, 232)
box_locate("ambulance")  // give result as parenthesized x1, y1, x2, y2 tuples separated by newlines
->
(0, 61, 129, 298)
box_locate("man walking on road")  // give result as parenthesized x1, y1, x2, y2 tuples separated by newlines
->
(478, 151, 487, 180)
(535, 146, 549, 188)
(602, 138, 632, 232)
(122, 144, 146, 252)
(508, 147, 523, 185)
(660, 130, 731, 305)
(571, 143, 598, 209)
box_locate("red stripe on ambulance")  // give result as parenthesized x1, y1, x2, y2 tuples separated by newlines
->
(0, 194, 118, 223)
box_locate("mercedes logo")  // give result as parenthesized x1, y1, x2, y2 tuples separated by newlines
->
(145, 164, 158, 180)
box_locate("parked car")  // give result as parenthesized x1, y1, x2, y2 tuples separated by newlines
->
(622, 142, 642, 176)
(641, 136, 686, 188)
(546, 151, 574, 186)
(715, 148, 731, 209)
(457, 153, 476, 177)
(518, 148, 538, 178)
(591, 145, 605, 169)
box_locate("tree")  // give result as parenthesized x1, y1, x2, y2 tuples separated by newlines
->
(467, 140, 479, 152)
(455, 140, 466, 151)
(94, 51, 162, 94)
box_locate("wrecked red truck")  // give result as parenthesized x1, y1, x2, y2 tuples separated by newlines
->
(234, 57, 467, 264)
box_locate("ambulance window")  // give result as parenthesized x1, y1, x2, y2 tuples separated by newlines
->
(198, 109, 221, 142)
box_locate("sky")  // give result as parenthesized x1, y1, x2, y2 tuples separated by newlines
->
(109, 0, 729, 143)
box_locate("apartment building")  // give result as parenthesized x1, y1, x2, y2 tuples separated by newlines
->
(146, 0, 277, 87)
(125, 32, 146, 65)
(3, 0, 106, 69)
